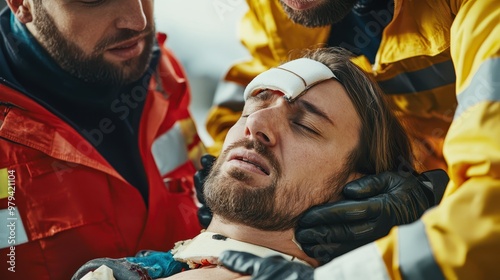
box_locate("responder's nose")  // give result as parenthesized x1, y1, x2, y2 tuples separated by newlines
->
(116, 0, 147, 31)
(244, 110, 277, 146)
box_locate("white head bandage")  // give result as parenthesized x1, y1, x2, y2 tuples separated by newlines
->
(243, 58, 339, 102)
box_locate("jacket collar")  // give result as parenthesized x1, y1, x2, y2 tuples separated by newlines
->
(0, 83, 121, 178)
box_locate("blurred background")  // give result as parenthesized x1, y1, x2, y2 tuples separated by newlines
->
(155, 1, 250, 146)
(0, 0, 250, 146)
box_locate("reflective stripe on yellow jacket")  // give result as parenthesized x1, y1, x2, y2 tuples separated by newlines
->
(314, 0, 500, 278)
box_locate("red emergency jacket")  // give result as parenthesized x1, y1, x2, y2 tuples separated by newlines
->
(0, 34, 204, 280)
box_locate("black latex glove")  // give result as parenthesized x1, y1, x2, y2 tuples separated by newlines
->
(220, 250, 314, 280)
(295, 169, 449, 264)
(194, 154, 216, 228)
(72, 258, 150, 280)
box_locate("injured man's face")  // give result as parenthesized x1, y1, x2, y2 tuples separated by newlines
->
(204, 58, 363, 231)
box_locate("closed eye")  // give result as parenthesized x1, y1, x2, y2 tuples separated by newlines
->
(242, 90, 277, 118)
(80, 0, 106, 7)
(292, 121, 319, 135)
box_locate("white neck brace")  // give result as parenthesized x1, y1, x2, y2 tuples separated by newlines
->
(172, 231, 311, 269)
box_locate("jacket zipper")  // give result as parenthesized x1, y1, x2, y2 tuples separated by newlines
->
(0, 101, 13, 117)
(0, 77, 30, 114)
(0, 101, 25, 115)
(0, 102, 26, 127)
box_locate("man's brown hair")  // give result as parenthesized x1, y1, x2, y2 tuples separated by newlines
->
(298, 47, 415, 176)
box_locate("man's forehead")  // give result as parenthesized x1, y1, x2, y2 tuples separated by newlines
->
(243, 58, 339, 102)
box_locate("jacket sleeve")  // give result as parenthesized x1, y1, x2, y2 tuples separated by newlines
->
(314, 0, 500, 279)
(225, 0, 331, 86)
(155, 36, 206, 173)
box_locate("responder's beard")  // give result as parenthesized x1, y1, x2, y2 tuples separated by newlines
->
(204, 139, 352, 231)
(32, 2, 154, 86)
(279, 0, 358, 27)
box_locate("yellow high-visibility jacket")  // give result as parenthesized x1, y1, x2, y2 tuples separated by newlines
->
(208, 0, 459, 171)
(208, 0, 500, 278)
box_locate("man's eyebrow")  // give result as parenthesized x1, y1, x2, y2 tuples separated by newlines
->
(295, 99, 334, 125)
(248, 90, 274, 101)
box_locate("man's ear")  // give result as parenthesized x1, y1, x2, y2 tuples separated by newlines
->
(6, 0, 33, 24)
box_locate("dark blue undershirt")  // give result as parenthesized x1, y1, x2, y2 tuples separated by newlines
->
(328, 0, 393, 64)
(0, 8, 157, 205)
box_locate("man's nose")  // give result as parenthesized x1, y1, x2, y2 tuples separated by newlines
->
(244, 108, 279, 147)
(115, 0, 147, 31)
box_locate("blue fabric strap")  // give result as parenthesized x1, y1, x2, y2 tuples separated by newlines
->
(126, 250, 188, 278)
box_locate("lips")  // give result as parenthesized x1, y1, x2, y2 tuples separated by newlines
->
(228, 150, 271, 175)
(108, 36, 142, 50)
(112, 41, 138, 50)
(106, 36, 145, 60)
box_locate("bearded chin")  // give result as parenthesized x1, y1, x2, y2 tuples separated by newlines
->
(280, 0, 358, 27)
(32, 2, 154, 86)
(204, 165, 301, 231)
